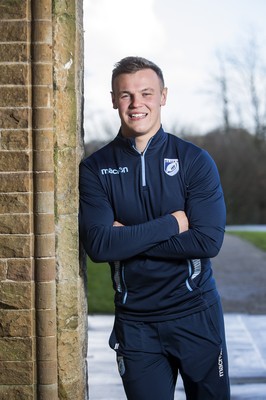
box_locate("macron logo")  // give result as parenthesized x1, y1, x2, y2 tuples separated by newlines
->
(218, 348, 224, 377)
(101, 167, 128, 175)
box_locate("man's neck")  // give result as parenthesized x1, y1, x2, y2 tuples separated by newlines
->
(121, 128, 159, 153)
(134, 135, 153, 153)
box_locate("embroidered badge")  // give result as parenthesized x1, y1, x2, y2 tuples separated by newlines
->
(117, 356, 126, 376)
(164, 158, 179, 176)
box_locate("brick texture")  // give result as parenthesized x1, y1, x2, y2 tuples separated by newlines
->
(0, 1, 36, 398)
(0, 0, 87, 398)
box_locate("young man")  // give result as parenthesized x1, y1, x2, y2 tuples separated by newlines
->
(79, 56, 230, 399)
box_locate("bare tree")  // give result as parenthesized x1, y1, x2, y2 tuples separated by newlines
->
(217, 52, 230, 133)
(205, 31, 266, 138)
(186, 128, 266, 224)
(227, 33, 266, 139)
(202, 51, 231, 133)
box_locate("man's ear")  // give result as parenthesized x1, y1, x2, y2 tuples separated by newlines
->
(111, 91, 118, 109)
(160, 87, 168, 106)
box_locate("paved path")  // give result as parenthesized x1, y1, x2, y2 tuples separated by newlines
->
(88, 233, 266, 399)
(212, 233, 266, 314)
(88, 314, 266, 399)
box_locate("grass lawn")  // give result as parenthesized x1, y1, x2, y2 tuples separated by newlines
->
(87, 231, 266, 314)
(226, 231, 266, 252)
(87, 258, 115, 314)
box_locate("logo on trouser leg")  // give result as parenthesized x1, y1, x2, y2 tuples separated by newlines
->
(218, 348, 224, 377)
(117, 356, 125, 376)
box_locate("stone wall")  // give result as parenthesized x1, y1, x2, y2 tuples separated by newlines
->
(0, 1, 87, 399)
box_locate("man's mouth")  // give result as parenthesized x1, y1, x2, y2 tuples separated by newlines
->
(129, 113, 147, 120)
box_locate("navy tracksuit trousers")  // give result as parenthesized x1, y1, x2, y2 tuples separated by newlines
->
(109, 301, 230, 399)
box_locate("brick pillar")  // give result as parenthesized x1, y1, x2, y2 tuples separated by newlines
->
(0, 0, 87, 399)
(0, 0, 36, 398)
(31, 0, 58, 399)
(53, 1, 88, 398)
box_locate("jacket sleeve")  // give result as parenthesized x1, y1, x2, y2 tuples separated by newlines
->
(79, 161, 179, 262)
(144, 150, 226, 259)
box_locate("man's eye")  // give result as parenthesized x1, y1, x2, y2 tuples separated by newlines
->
(143, 92, 152, 97)
(121, 94, 130, 99)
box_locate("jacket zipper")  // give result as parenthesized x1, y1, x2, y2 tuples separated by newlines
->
(140, 152, 146, 186)
(114, 261, 128, 304)
(121, 265, 128, 304)
(186, 259, 202, 291)
(132, 137, 153, 187)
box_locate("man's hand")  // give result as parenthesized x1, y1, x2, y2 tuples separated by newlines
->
(113, 221, 124, 227)
(171, 211, 189, 233)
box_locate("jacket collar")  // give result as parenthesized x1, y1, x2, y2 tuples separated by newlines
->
(115, 126, 167, 154)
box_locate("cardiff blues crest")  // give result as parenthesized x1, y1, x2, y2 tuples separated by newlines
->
(164, 158, 179, 176)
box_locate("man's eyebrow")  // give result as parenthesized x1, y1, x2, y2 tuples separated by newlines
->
(117, 87, 156, 97)
(118, 88, 155, 94)
(141, 87, 155, 92)
(118, 90, 131, 95)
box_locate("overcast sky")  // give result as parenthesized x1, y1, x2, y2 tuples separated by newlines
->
(83, 0, 266, 142)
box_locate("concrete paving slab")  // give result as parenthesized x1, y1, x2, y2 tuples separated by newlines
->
(88, 314, 266, 399)
(225, 314, 266, 383)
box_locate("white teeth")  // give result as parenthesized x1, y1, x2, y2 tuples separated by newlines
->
(131, 113, 145, 117)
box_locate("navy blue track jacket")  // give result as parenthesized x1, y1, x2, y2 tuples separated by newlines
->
(79, 127, 226, 321)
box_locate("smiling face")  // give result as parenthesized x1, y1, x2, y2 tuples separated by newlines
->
(111, 68, 167, 142)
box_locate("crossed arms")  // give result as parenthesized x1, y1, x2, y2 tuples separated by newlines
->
(79, 150, 226, 263)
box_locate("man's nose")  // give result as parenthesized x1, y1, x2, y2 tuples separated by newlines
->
(130, 94, 141, 108)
